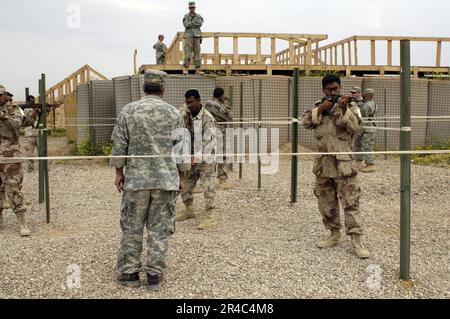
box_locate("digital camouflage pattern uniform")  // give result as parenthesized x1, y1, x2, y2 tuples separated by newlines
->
(302, 99, 364, 236)
(110, 70, 190, 277)
(204, 98, 233, 181)
(355, 100, 377, 165)
(179, 104, 217, 212)
(153, 40, 167, 65)
(183, 10, 204, 69)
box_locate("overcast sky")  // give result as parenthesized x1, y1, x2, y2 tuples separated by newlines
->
(1, 0, 449, 98)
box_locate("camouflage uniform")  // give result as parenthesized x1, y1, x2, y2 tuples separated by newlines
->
(0, 97, 35, 217)
(302, 99, 364, 236)
(110, 70, 190, 277)
(179, 104, 217, 211)
(183, 11, 204, 69)
(204, 98, 233, 181)
(21, 108, 39, 172)
(355, 100, 377, 165)
(153, 41, 167, 65)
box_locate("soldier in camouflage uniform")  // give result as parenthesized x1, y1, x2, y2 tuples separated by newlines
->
(153, 35, 167, 65)
(110, 70, 191, 290)
(20, 95, 39, 173)
(0, 85, 37, 236)
(301, 75, 370, 259)
(204, 87, 233, 190)
(355, 89, 377, 173)
(182, 2, 204, 75)
(176, 89, 218, 230)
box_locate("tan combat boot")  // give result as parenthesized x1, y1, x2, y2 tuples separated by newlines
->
(183, 66, 189, 75)
(175, 204, 196, 222)
(193, 185, 203, 193)
(1, 192, 10, 209)
(218, 179, 233, 190)
(360, 164, 376, 173)
(16, 212, 31, 237)
(355, 160, 364, 171)
(351, 234, 371, 259)
(195, 68, 204, 75)
(317, 229, 341, 248)
(197, 209, 216, 230)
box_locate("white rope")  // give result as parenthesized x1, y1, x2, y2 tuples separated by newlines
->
(4, 149, 449, 162)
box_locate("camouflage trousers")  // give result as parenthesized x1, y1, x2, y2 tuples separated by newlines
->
(117, 190, 177, 276)
(181, 164, 217, 211)
(314, 176, 363, 235)
(0, 163, 26, 215)
(156, 56, 165, 65)
(217, 163, 228, 181)
(22, 136, 38, 170)
(183, 37, 202, 69)
(355, 131, 375, 165)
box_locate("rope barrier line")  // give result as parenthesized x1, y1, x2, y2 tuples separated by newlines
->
(3, 149, 449, 162)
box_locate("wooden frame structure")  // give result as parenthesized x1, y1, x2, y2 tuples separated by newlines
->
(140, 33, 450, 77)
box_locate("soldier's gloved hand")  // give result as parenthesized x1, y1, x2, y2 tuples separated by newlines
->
(318, 100, 333, 114)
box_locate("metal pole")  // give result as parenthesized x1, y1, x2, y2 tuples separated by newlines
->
(228, 86, 234, 172)
(384, 88, 387, 160)
(38, 80, 45, 204)
(257, 79, 262, 190)
(400, 40, 411, 281)
(39, 74, 50, 223)
(291, 68, 299, 204)
(239, 81, 243, 179)
(25, 88, 30, 100)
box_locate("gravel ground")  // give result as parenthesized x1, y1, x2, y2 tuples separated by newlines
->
(0, 157, 449, 299)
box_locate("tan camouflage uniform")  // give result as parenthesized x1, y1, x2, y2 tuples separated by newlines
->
(302, 99, 364, 236)
(204, 98, 233, 181)
(179, 104, 217, 211)
(110, 70, 190, 277)
(21, 108, 39, 172)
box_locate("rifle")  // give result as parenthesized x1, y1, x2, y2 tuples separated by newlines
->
(321, 95, 357, 105)
(20, 103, 62, 128)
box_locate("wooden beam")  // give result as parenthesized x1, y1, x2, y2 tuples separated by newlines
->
(355, 35, 450, 42)
(256, 37, 262, 63)
(436, 41, 442, 67)
(354, 40, 358, 65)
(371, 40, 376, 66)
(233, 37, 239, 64)
(306, 39, 312, 66)
(348, 42, 352, 65)
(214, 37, 220, 64)
(334, 46, 337, 66)
(387, 40, 393, 66)
(289, 38, 295, 64)
(341, 44, 345, 65)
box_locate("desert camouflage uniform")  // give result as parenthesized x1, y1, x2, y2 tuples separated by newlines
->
(0, 101, 35, 216)
(179, 104, 217, 211)
(153, 41, 167, 65)
(183, 12, 203, 69)
(21, 108, 39, 171)
(302, 99, 364, 236)
(355, 100, 377, 165)
(110, 74, 190, 276)
(204, 98, 233, 181)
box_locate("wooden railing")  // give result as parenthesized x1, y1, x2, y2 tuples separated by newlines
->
(165, 32, 328, 66)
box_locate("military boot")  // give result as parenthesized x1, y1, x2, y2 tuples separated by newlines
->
(183, 66, 189, 75)
(317, 229, 341, 248)
(16, 212, 31, 237)
(0, 212, 4, 229)
(351, 234, 371, 259)
(218, 179, 233, 190)
(195, 68, 204, 75)
(355, 160, 364, 171)
(175, 204, 196, 222)
(1, 192, 10, 209)
(193, 185, 203, 193)
(360, 164, 376, 173)
(117, 273, 140, 287)
(197, 209, 217, 230)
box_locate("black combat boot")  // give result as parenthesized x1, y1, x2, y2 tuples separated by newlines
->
(147, 274, 164, 291)
(117, 273, 140, 287)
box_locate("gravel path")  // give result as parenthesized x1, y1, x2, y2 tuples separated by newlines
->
(0, 158, 449, 299)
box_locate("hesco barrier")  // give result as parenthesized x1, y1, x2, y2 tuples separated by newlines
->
(427, 80, 450, 144)
(76, 75, 449, 149)
(113, 76, 132, 117)
(76, 80, 115, 146)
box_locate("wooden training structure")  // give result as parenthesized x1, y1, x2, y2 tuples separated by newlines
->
(39, 64, 108, 141)
(140, 33, 450, 78)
